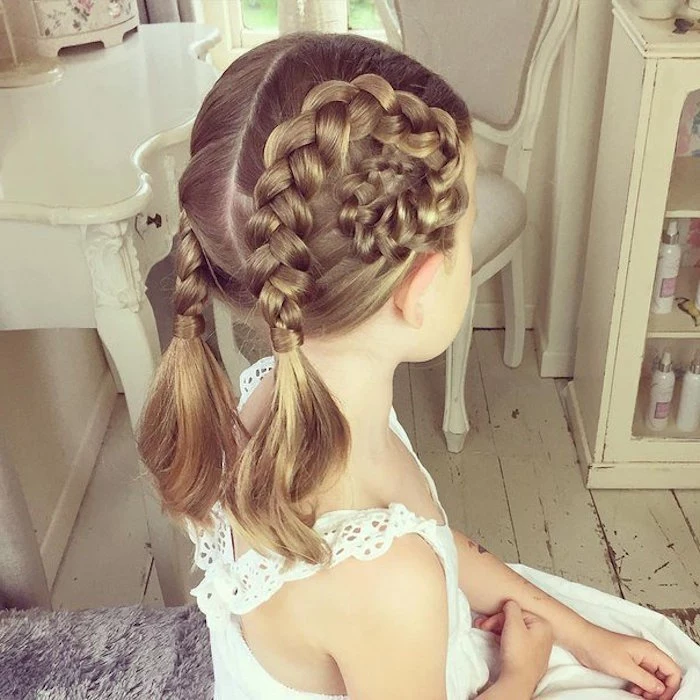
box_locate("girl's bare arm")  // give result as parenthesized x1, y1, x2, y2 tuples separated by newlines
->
(451, 528, 588, 651)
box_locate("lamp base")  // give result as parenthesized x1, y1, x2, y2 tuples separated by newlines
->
(0, 56, 62, 88)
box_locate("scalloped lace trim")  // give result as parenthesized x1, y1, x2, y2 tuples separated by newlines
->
(239, 356, 275, 404)
(188, 501, 442, 616)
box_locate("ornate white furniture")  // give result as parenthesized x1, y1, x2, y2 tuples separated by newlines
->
(566, 0, 700, 488)
(0, 23, 220, 604)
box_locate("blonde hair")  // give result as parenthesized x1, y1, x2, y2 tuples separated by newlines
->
(137, 33, 471, 565)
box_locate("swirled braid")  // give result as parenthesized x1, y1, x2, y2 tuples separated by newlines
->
(225, 73, 468, 564)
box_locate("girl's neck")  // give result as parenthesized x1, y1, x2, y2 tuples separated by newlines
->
(302, 342, 397, 473)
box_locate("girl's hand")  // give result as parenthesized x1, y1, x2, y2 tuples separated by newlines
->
(476, 612, 682, 699)
(478, 600, 554, 694)
(572, 625, 682, 700)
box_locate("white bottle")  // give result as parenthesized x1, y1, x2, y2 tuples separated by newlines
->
(646, 350, 675, 431)
(650, 220, 682, 315)
(677, 354, 700, 433)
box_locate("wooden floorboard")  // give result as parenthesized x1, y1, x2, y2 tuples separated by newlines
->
(393, 362, 416, 445)
(670, 490, 700, 641)
(592, 488, 700, 642)
(475, 332, 619, 595)
(140, 557, 164, 607)
(407, 351, 519, 563)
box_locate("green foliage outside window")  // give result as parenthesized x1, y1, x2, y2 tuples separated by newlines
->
(241, 0, 382, 31)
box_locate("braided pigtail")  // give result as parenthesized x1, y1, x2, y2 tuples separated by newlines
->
(223, 74, 466, 565)
(137, 219, 246, 528)
(225, 98, 352, 565)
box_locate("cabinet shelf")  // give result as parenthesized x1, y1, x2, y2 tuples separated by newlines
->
(666, 157, 700, 218)
(647, 266, 700, 338)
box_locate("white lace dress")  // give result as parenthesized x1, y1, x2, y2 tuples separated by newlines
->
(187, 358, 700, 700)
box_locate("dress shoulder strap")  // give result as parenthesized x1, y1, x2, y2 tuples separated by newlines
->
(188, 502, 447, 618)
(238, 356, 275, 407)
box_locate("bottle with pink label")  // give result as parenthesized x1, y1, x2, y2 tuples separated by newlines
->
(646, 350, 676, 431)
(650, 219, 681, 315)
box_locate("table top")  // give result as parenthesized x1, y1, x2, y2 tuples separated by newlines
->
(0, 23, 220, 225)
(614, 0, 700, 58)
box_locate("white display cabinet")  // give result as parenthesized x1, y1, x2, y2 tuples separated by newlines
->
(566, 0, 700, 488)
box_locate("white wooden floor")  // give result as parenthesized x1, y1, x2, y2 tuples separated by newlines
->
(51, 332, 700, 642)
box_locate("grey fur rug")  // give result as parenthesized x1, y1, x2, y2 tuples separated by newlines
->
(0, 604, 213, 699)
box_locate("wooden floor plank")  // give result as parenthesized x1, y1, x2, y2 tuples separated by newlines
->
(140, 558, 164, 608)
(409, 352, 519, 563)
(51, 398, 152, 610)
(592, 489, 700, 612)
(665, 487, 700, 642)
(674, 490, 700, 557)
(475, 331, 619, 595)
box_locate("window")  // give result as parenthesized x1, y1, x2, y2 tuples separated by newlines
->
(348, 0, 382, 30)
(241, 0, 278, 31)
(239, 0, 382, 32)
(202, 0, 394, 69)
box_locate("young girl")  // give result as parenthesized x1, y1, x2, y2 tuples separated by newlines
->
(137, 33, 700, 700)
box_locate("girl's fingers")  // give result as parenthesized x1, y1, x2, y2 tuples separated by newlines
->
(640, 656, 682, 700)
(476, 612, 506, 634)
(625, 662, 668, 698)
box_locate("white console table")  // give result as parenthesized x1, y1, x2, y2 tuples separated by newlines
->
(0, 23, 220, 605)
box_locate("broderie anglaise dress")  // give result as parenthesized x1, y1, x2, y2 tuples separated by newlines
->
(187, 358, 700, 699)
(186, 357, 495, 699)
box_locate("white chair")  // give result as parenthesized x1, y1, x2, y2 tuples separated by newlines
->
(393, 0, 577, 451)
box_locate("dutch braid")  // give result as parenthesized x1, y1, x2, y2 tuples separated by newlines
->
(137, 218, 245, 528)
(223, 74, 467, 564)
(246, 74, 466, 342)
(173, 222, 209, 341)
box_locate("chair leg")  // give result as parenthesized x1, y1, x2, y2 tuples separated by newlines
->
(502, 237, 525, 368)
(443, 285, 478, 453)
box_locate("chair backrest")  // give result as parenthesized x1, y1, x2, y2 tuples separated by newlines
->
(392, 0, 577, 188)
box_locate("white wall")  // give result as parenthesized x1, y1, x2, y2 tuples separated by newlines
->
(0, 328, 116, 584)
(535, 2, 615, 377)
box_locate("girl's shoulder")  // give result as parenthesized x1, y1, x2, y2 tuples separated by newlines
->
(186, 500, 449, 619)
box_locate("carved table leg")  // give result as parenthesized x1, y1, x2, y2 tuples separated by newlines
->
(83, 221, 189, 606)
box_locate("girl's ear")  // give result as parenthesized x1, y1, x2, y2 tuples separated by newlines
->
(393, 252, 444, 328)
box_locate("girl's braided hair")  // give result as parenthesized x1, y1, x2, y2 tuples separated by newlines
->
(138, 33, 471, 564)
